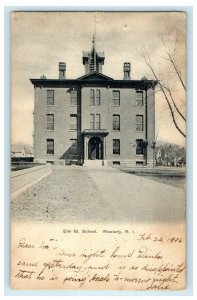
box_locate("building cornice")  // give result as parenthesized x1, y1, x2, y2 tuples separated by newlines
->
(30, 78, 158, 89)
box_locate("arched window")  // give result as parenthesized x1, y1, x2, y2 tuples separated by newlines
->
(95, 114, 101, 129)
(95, 89, 101, 106)
(113, 114, 120, 130)
(90, 89, 95, 105)
(136, 115, 144, 131)
(90, 114, 95, 129)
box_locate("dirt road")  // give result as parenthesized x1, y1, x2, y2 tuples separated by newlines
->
(11, 165, 185, 224)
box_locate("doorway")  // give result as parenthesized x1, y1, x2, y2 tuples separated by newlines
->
(88, 137, 103, 160)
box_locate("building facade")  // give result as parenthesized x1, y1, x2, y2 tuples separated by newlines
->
(31, 38, 157, 167)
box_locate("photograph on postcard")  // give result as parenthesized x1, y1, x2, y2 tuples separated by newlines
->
(10, 11, 186, 290)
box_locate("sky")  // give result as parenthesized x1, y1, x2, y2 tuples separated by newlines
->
(11, 11, 186, 146)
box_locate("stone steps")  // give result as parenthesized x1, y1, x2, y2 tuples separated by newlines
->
(83, 160, 104, 168)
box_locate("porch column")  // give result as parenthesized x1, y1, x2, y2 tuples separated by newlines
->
(103, 137, 106, 159)
(84, 136, 88, 160)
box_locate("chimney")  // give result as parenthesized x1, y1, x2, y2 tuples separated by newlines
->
(123, 62, 131, 80)
(59, 62, 66, 79)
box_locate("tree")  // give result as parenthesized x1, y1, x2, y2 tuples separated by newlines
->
(138, 27, 186, 139)
(155, 143, 186, 166)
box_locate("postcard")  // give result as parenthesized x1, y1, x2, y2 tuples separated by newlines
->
(10, 11, 186, 290)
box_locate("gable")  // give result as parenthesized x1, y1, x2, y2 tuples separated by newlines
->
(77, 72, 113, 81)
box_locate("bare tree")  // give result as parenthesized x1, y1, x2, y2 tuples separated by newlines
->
(138, 30, 186, 139)
(160, 26, 186, 92)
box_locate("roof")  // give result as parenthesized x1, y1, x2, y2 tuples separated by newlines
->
(11, 143, 34, 155)
(83, 51, 105, 59)
(77, 72, 113, 81)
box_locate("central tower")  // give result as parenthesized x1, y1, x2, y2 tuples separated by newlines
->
(82, 35, 105, 74)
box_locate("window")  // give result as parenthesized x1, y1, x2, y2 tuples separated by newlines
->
(113, 139, 120, 155)
(90, 89, 95, 106)
(70, 90, 77, 106)
(47, 90, 54, 105)
(70, 114, 77, 130)
(95, 114, 101, 129)
(136, 139, 144, 155)
(136, 161, 144, 166)
(90, 89, 101, 106)
(136, 91, 143, 106)
(46, 114, 54, 131)
(112, 90, 120, 106)
(113, 114, 120, 130)
(90, 114, 95, 129)
(95, 89, 101, 106)
(113, 161, 120, 165)
(136, 115, 144, 131)
(70, 139, 77, 156)
(47, 139, 54, 155)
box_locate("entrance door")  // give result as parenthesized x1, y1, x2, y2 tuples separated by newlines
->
(88, 137, 103, 160)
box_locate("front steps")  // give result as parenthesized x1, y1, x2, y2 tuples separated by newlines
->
(83, 159, 107, 168)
